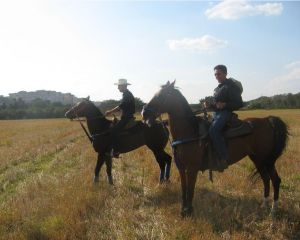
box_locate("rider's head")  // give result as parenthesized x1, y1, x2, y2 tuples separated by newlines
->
(214, 65, 227, 84)
(118, 84, 127, 92)
(115, 79, 130, 92)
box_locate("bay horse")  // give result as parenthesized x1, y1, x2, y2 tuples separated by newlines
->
(142, 81, 288, 217)
(65, 98, 172, 185)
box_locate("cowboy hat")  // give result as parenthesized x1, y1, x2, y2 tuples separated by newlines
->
(114, 78, 131, 86)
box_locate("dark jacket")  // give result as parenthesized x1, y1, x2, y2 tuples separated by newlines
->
(213, 79, 243, 111)
(119, 89, 135, 118)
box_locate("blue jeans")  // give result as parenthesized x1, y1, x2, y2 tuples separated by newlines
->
(209, 110, 232, 160)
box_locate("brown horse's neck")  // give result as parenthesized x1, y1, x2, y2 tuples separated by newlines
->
(168, 100, 197, 141)
(85, 104, 111, 135)
(87, 118, 111, 136)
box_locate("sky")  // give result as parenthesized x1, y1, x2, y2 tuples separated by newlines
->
(0, 0, 300, 103)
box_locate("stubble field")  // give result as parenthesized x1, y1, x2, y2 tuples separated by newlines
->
(0, 109, 299, 240)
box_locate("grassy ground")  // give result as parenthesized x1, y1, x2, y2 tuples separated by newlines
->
(0, 109, 299, 240)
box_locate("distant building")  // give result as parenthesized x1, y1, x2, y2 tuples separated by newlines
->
(8, 90, 81, 105)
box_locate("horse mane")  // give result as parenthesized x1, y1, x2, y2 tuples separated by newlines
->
(163, 85, 198, 130)
(87, 100, 111, 125)
(88, 100, 104, 116)
(172, 88, 195, 117)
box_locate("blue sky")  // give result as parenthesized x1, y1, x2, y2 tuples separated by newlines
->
(0, 0, 299, 103)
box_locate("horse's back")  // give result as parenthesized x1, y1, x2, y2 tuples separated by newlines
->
(229, 116, 282, 163)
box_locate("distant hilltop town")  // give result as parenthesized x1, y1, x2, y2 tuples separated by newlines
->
(8, 90, 81, 105)
(0, 90, 146, 120)
(0, 90, 299, 120)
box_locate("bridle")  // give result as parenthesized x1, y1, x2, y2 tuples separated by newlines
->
(143, 87, 175, 145)
(70, 101, 107, 143)
(70, 101, 105, 121)
(143, 87, 174, 119)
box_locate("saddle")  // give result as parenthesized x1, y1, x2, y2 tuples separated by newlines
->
(124, 117, 139, 129)
(198, 113, 253, 140)
(224, 113, 253, 138)
(111, 117, 143, 135)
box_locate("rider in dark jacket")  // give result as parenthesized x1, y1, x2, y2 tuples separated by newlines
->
(213, 77, 243, 112)
(206, 65, 243, 170)
(105, 79, 135, 157)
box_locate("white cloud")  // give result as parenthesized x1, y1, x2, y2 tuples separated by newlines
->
(275, 61, 300, 83)
(205, 0, 283, 20)
(284, 61, 300, 71)
(167, 35, 228, 53)
(266, 61, 300, 95)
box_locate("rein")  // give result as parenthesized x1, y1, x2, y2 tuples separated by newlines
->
(72, 104, 108, 143)
(75, 115, 112, 143)
(77, 117, 93, 143)
(158, 115, 172, 145)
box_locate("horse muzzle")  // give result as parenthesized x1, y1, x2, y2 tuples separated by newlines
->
(141, 105, 157, 127)
(65, 110, 75, 120)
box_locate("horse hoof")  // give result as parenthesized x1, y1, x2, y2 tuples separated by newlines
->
(270, 208, 278, 219)
(107, 175, 114, 185)
(93, 176, 100, 184)
(270, 201, 279, 219)
(261, 202, 270, 210)
(159, 179, 165, 184)
(181, 207, 193, 218)
(165, 179, 171, 184)
(261, 197, 270, 209)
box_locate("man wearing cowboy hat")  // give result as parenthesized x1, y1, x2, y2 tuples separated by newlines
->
(105, 79, 135, 157)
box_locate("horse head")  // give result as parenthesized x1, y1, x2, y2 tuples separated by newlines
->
(65, 96, 102, 120)
(142, 80, 177, 126)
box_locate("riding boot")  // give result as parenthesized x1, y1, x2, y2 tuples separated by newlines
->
(111, 134, 120, 158)
(111, 138, 120, 158)
(111, 131, 120, 158)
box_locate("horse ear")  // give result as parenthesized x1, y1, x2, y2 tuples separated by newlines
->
(86, 96, 90, 101)
(166, 80, 170, 86)
(170, 79, 176, 88)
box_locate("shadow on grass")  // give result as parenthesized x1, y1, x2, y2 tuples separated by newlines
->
(146, 186, 300, 239)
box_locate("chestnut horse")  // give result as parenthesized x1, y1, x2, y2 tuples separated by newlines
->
(142, 81, 288, 217)
(65, 98, 172, 185)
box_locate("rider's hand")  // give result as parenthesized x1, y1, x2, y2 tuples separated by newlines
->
(216, 102, 226, 109)
(203, 101, 209, 109)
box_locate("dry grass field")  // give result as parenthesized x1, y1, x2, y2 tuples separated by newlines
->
(0, 109, 299, 240)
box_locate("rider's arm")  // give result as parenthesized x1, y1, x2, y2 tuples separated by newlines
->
(225, 84, 243, 111)
(105, 106, 120, 116)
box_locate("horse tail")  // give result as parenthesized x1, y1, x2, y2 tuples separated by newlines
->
(266, 116, 289, 169)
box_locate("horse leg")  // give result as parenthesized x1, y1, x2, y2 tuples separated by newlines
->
(179, 169, 188, 217)
(161, 150, 172, 181)
(268, 166, 281, 216)
(105, 155, 113, 185)
(251, 159, 271, 208)
(260, 168, 271, 209)
(94, 153, 105, 184)
(182, 169, 198, 217)
(153, 150, 167, 183)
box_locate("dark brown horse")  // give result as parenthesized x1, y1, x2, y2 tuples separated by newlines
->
(142, 81, 288, 217)
(65, 98, 172, 185)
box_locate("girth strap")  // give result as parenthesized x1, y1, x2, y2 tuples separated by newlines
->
(171, 137, 200, 148)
